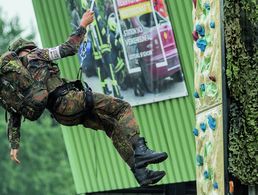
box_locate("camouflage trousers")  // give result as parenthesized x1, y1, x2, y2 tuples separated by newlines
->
(50, 90, 140, 167)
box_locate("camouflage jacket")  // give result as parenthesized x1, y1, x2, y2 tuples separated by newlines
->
(7, 26, 86, 149)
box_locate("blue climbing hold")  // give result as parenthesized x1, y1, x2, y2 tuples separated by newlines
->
(213, 182, 219, 189)
(196, 155, 203, 166)
(208, 115, 216, 130)
(200, 122, 206, 132)
(204, 170, 209, 179)
(194, 91, 199, 98)
(196, 39, 207, 52)
(193, 128, 199, 136)
(204, 2, 210, 10)
(196, 24, 205, 37)
(210, 20, 215, 28)
(200, 83, 206, 92)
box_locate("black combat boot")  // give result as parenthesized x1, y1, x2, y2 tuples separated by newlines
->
(132, 167, 166, 186)
(133, 137, 168, 169)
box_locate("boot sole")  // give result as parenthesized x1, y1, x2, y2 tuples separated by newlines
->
(140, 171, 166, 186)
(135, 153, 168, 169)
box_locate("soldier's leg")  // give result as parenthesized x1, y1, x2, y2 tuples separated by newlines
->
(82, 92, 167, 186)
(82, 93, 167, 168)
(51, 89, 136, 166)
(82, 92, 138, 167)
(51, 89, 167, 186)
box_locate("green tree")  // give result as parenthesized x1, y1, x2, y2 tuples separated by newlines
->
(0, 111, 75, 195)
(0, 7, 75, 195)
(0, 8, 35, 54)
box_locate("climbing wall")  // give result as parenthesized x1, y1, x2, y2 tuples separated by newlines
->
(192, 0, 225, 194)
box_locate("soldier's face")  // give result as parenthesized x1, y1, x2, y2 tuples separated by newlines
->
(18, 49, 30, 57)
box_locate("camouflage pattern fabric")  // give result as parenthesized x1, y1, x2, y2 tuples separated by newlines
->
(6, 26, 140, 166)
(7, 113, 22, 149)
(0, 51, 48, 120)
(6, 26, 86, 149)
(52, 91, 140, 164)
(8, 38, 37, 54)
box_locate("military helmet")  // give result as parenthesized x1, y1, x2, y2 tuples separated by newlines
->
(8, 38, 37, 54)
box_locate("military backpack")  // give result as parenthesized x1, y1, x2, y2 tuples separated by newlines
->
(0, 51, 48, 121)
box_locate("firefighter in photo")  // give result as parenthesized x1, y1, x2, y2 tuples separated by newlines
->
(1, 10, 168, 186)
(82, 0, 123, 98)
(108, 13, 128, 90)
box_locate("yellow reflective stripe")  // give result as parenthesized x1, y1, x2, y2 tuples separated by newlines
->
(95, 24, 104, 46)
(97, 68, 108, 87)
(108, 63, 119, 94)
(101, 28, 106, 36)
(101, 48, 111, 53)
(112, 80, 118, 85)
(100, 44, 110, 49)
(92, 50, 102, 59)
(118, 58, 124, 66)
(104, 79, 108, 85)
(92, 41, 102, 59)
(109, 64, 116, 81)
(93, 54, 102, 60)
(115, 39, 118, 47)
(115, 58, 125, 72)
(100, 44, 111, 53)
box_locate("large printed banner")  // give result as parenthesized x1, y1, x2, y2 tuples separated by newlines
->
(67, 0, 188, 106)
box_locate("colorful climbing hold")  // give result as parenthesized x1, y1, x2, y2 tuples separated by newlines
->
(193, 128, 199, 136)
(193, 0, 197, 8)
(192, 31, 199, 41)
(194, 91, 199, 98)
(204, 170, 209, 179)
(204, 2, 210, 11)
(200, 122, 206, 132)
(209, 75, 216, 82)
(196, 155, 203, 166)
(196, 39, 207, 52)
(208, 115, 216, 130)
(210, 20, 215, 28)
(213, 182, 219, 189)
(200, 83, 206, 92)
(196, 24, 205, 37)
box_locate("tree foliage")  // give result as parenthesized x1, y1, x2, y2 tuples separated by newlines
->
(0, 110, 75, 195)
(225, 0, 258, 185)
(0, 8, 35, 55)
(0, 7, 75, 195)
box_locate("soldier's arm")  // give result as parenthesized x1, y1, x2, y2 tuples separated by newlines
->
(32, 10, 94, 61)
(7, 112, 22, 149)
(7, 112, 22, 164)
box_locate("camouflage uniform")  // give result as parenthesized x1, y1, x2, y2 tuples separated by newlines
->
(7, 26, 139, 167)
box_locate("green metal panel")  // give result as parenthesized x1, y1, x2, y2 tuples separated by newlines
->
(32, 0, 195, 194)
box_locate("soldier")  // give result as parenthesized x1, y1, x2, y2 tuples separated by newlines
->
(6, 10, 168, 186)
